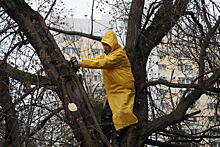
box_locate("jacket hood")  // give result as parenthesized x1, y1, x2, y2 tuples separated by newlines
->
(101, 30, 121, 52)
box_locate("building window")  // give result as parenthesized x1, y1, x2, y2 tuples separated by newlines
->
(177, 53, 189, 59)
(158, 64, 166, 70)
(94, 75, 98, 81)
(177, 65, 192, 71)
(161, 103, 169, 109)
(186, 117, 197, 122)
(63, 47, 79, 55)
(157, 51, 166, 58)
(211, 141, 220, 147)
(189, 143, 200, 147)
(183, 128, 197, 134)
(178, 77, 193, 84)
(179, 90, 191, 97)
(207, 52, 214, 61)
(189, 103, 196, 109)
(158, 76, 166, 80)
(207, 92, 218, 97)
(92, 49, 103, 55)
(159, 89, 168, 96)
(64, 35, 80, 41)
(93, 73, 102, 82)
(208, 116, 220, 122)
(207, 103, 220, 109)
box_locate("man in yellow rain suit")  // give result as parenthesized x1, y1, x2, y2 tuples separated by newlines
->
(72, 30, 138, 146)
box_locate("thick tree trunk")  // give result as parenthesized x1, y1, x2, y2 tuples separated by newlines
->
(0, 1, 109, 146)
(124, 0, 191, 146)
(0, 74, 21, 147)
(124, 0, 148, 146)
(125, 0, 148, 123)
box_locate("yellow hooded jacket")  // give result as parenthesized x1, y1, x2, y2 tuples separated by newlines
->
(80, 30, 138, 130)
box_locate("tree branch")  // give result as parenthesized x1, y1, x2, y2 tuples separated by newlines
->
(44, 0, 57, 20)
(0, 78, 21, 146)
(0, 23, 16, 35)
(28, 107, 62, 137)
(48, 26, 102, 41)
(135, 70, 220, 145)
(0, 61, 52, 88)
(143, 0, 191, 60)
(146, 79, 220, 93)
(145, 139, 189, 147)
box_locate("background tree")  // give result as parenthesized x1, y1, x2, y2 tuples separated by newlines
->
(1, 0, 220, 147)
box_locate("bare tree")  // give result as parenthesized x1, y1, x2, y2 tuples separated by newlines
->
(1, 0, 220, 147)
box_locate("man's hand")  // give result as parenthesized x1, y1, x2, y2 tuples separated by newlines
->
(69, 57, 80, 72)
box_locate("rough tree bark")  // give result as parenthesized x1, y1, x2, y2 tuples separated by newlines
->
(0, 67, 21, 147)
(0, 1, 109, 146)
(124, 0, 192, 146)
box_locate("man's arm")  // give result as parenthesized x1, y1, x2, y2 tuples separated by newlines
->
(81, 50, 125, 69)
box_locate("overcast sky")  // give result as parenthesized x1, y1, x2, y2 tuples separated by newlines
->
(63, 0, 106, 19)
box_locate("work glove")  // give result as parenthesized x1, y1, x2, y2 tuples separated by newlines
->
(69, 57, 80, 72)
(104, 48, 111, 55)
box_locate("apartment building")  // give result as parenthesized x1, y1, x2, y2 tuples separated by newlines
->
(147, 42, 220, 146)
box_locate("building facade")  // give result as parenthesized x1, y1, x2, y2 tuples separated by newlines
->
(147, 41, 220, 146)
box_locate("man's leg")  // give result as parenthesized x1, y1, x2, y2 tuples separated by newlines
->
(110, 127, 127, 147)
(101, 101, 114, 140)
(101, 102, 127, 147)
